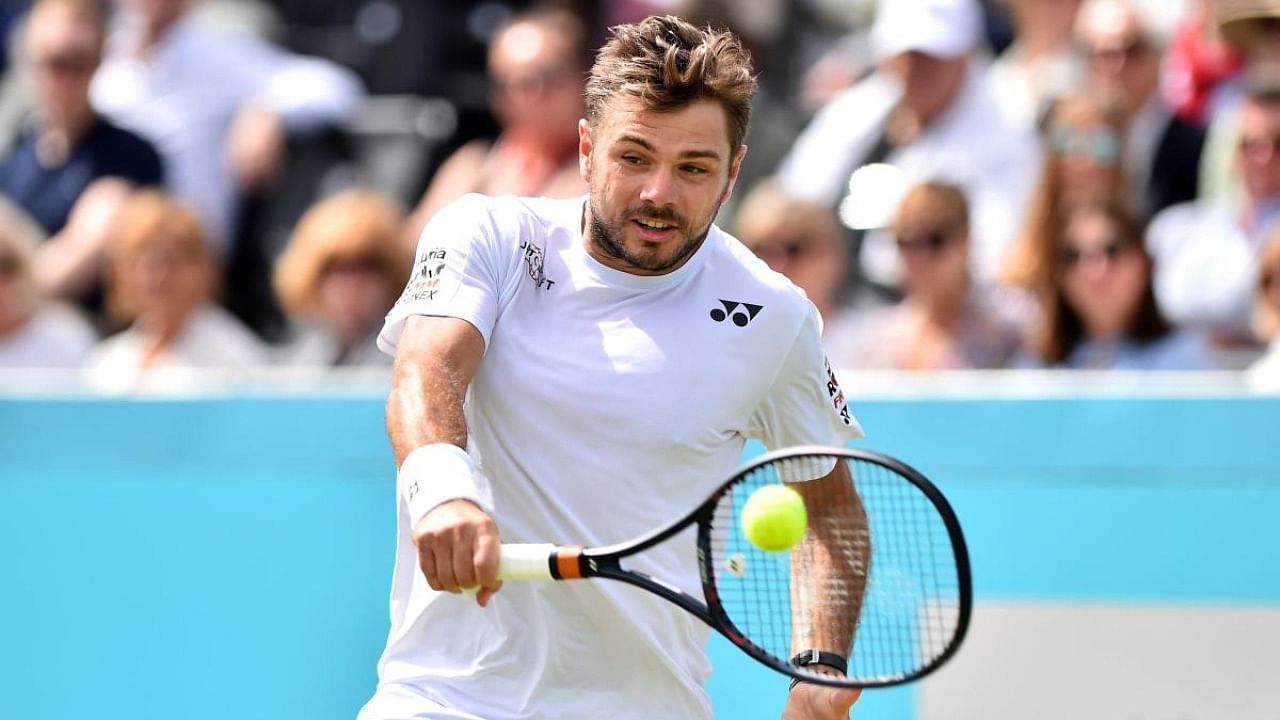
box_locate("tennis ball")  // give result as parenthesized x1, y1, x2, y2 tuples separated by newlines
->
(741, 484, 808, 552)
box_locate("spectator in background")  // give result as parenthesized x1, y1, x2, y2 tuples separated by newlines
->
(732, 179, 864, 359)
(1147, 67, 1280, 347)
(1075, 0, 1205, 219)
(85, 191, 266, 393)
(0, 196, 95, 367)
(1003, 92, 1131, 292)
(1246, 228, 1280, 387)
(777, 0, 1040, 290)
(89, 0, 363, 258)
(403, 5, 587, 245)
(842, 181, 1021, 369)
(1024, 198, 1211, 369)
(274, 190, 410, 367)
(0, 0, 163, 306)
(986, 0, 1085, 131)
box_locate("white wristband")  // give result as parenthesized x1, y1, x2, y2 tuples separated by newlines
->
(398, 443, 487, 525)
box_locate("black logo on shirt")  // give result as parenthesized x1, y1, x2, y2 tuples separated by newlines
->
(710, 300, 763, 326)
(519, 240, 556, 291)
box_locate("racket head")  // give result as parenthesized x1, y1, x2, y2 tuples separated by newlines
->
(697, 446, 971, 688)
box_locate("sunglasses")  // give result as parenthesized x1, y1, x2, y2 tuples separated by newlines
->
(1060, 239, 1134, 268)
(895, 231, 952, 253)
(31, 51, 98, 76)
(1049, 126, 1121, 166)
(490, 67, 576, 99)
(1238, 135, 1280, 162)
(753, 240, 815, 263)
(1082, 37, 1150, 65)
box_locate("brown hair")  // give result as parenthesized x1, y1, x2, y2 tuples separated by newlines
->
(1254, 228, 1280, 341)
(1029, 198, 1170, 364)
(1002, 92, 1130, 288)
(274, 190, 410, 320)
(105, 191, 213, 324)
(733, 179, 843, 254)
(893, 181, 971, 237)
(585, 15, 757, 153)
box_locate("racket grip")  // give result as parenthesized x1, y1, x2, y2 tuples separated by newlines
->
(496, 543, 559, 582)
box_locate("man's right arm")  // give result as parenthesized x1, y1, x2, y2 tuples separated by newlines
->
(387, 314, 502, 606)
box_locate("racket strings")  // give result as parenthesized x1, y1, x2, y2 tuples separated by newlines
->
(707, 454, 963, 684)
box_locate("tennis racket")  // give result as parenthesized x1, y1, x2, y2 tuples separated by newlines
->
(483, 445, 971, 688)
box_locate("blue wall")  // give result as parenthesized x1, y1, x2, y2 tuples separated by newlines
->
(2, 393, 1278, 719)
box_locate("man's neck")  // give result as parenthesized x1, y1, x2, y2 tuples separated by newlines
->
(34, 110, 95, 167)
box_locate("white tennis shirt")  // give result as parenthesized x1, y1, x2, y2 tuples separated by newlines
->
(363, 194, 862, 719)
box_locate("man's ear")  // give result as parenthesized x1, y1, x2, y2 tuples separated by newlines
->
(723, 144, 748, 201)
(578, 118, 593, 181)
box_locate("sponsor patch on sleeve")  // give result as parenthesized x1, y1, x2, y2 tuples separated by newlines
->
(823, 356, 854, 427)
(396, 246, 458, 307)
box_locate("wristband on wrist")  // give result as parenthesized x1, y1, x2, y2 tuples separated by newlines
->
(788, 649, 849, 691)
(398, 443, 485, 525)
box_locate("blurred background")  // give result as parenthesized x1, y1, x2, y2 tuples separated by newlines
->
(1, 0, 1279, 718)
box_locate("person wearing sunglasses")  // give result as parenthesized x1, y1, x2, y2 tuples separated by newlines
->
(1074, 0, 1205, 219)
(1002, 91, 1130, 293)
(1147, 67, 1280, 350)
(1246, 228, 1280, 388)
(842, 181, 1021, 370)
(1023, 198, 1210, 369)
(403, 6, 588, 246)
(0, 0, 164, 311)
(0, 196, 95, 368)
(733, 179, 867, 363)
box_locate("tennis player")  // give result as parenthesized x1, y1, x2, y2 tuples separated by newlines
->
(360, 15, 863, 720)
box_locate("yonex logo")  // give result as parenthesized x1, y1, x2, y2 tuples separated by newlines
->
(710, 300, 763, 326)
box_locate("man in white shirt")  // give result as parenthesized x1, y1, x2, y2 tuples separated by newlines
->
(777, 0, 1040, 289)
(89, 0, 362, 256)
(1147, 68, 1280, 344)
(361, 15, 864, 720)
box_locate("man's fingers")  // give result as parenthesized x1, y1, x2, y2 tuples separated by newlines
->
(451, 525, 478, 590)
(419, 545, 440, 591)
(473, 528, 501, 589)
(432, 538, 459, 591)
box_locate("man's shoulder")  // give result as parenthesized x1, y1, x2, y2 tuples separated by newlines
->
(705, 229, 816, 321)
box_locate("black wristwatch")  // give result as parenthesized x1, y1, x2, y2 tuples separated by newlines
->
(788, 649, 848, 691)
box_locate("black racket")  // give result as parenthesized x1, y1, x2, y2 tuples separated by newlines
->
(482, 446, 971, 688)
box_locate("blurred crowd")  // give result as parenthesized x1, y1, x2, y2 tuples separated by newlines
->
(1, 0, 1279, 392)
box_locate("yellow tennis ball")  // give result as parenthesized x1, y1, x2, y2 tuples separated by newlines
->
(741, 484, 808, 552)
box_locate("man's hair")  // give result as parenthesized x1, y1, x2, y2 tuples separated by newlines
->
(585, 15, 757, 153)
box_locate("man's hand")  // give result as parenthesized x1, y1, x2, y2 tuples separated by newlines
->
(781, 680, 861, 720)
(226, 104, 286, 190)
(412, 499, 502, 606)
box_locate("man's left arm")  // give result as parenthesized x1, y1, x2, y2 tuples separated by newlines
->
(782, 460, 869, 719)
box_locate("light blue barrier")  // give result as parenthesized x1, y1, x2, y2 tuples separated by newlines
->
(2, 393, 1278, 719)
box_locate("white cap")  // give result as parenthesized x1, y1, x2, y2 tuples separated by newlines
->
(870, 0, 983, 61)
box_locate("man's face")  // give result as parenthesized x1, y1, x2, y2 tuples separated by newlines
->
(1237, 100, 1280, 201)
(578, 96, 745, 275)
(1076, 3, 1158, 115)
(882, 51, 967, 125)
(24, 6, 101, 118)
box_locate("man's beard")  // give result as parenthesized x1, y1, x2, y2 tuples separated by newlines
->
(587, 192, 726, 274)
